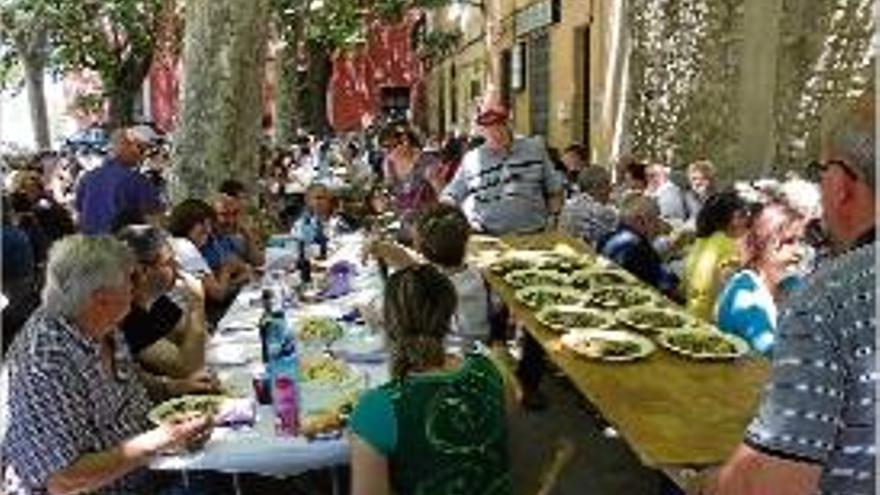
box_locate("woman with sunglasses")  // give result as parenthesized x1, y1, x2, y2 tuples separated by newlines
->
(378, 123, 440, 243)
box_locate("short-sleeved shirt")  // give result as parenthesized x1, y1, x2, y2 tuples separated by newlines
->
(684, 231, 740, 322)
(598, 225, 678, 295)
(169, 237, 212, 277)
(744, 241, 876, 494)
(120, 295, 184, 355)
(444, 265, 491, 352)
(715, 270, 776, 355)
(441, 137, 564, 235)
(75, 158, 163, 235)
(200, 234, 246, 271)
(350, 354, 512, 495)
(2, 309, 156, 495)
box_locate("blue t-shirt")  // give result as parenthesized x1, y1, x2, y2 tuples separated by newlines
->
(75, 158, 163, 235)
(598, 226, 678, 296)
(200, 234, 245, 271)
(715, 270, 776, 355)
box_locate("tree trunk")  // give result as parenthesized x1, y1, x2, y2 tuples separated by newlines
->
(15, 24, 50, 150)
(173, 0, 269, 201)
(22, 52, 50, 150)
(106, 54, 155, 128)
(275, 19, 304, 146)
(107, 86, 137, 128)
(304, 42, 332, 136)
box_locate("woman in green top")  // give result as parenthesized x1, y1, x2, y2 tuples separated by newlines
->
(350, 264, 516, 495)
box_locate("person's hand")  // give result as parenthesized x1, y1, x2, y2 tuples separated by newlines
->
(167, 369, 222, 396)
(153, 414, 214, 454)
(177, 271, 205, 306)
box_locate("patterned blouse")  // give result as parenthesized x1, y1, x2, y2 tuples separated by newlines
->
(2, 309, 156, 495)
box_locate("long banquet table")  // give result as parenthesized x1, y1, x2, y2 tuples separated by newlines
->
(151, 233, 390, 479)
(477, 232, 771, 492)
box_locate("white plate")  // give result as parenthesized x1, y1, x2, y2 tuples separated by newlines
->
(503, 268, 569, 289)
(148, 395, 228, 425)
(569, 268, 636, 290)
(657, 330, 750, 360)
(560, 329, 656, 362)
(330, 330, 385, 359)
(514, 285, 585, 310)
(616, 306, 696, 334)
(206, 343, 261, 366)
(535, 305, 612, 332)
(299, 357, 365, 414)
(583, 285, 656, 310)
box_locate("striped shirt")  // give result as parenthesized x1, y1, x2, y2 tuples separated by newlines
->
(2, 309, 155, 495)
(744, 241, 876, 495)
(441, 137, 564, 235)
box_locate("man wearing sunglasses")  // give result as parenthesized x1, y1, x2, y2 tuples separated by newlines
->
(706, 93, 875, 495)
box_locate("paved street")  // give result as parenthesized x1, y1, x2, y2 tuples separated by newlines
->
(509, 371, 663, 495)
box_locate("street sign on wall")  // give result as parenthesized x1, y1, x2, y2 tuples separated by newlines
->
(515, 0, 561, 38)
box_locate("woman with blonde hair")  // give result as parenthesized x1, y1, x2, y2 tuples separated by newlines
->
(714, 201, 805, 355)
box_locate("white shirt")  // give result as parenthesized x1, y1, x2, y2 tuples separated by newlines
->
(445, 266, 491, 351)
(169, 237, 212, 277)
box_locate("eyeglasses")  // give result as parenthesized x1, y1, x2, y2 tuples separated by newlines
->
(807, 159, 859, 182)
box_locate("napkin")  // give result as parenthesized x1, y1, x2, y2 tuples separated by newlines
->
(319, 261, 357, 299)
(215, 398, 257, 427)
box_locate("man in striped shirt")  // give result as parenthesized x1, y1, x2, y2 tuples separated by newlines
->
(440, 100, 564, 235)
(441, 96, 564, 410)
(706, 94, 875, 495)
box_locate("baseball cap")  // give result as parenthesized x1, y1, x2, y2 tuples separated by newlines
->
(476, 106, 509, 126)
(475, 93, 509, 126)
(128, 124, 161, 145)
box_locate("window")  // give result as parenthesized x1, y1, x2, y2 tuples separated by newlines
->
(529, 31, 551, 137)
(380, 87, 410, 121)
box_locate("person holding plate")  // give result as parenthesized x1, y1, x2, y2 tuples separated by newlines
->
(2, 235, 212, 495)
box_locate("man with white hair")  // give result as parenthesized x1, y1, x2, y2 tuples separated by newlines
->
(706, 93, 875, 495)
(2, 235, 210, 495)
(647, 163, 690, 221)
(75, 127, 164, 235)
(598, 195, 678, 296)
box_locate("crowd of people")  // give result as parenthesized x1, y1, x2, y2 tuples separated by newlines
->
(0, 87, 874, 495)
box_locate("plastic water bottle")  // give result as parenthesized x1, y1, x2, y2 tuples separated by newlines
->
(259, 290, 276, 364)
(297, 240, 312, 286)
(315, 220, 328, 260)
(273, 363, 300, 436)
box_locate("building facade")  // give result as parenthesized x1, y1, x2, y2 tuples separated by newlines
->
(426, 0, 595, 152)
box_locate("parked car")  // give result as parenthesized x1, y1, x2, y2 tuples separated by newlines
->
(61, 124, 110, 154)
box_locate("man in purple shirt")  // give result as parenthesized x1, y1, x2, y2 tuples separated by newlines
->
(75, 126, 164, 234)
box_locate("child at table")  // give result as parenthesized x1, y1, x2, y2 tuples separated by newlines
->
(368, 203, 499, 352)
(349, 264, 516, 495)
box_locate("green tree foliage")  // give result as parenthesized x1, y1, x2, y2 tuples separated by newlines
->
(46, 0, 168, 126)
(2, 0, 170, 127)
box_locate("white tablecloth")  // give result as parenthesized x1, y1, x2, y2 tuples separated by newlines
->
(151, 236, 388, 477)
